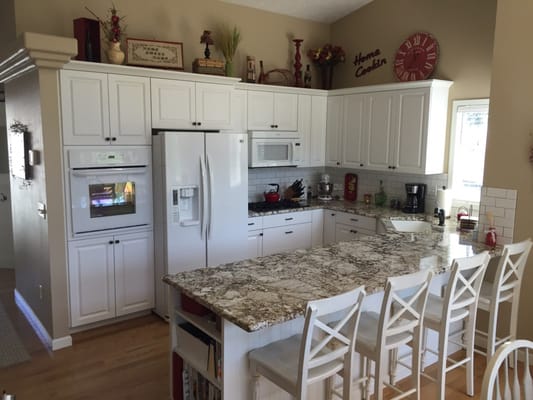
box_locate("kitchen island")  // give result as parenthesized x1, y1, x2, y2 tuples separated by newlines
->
(163, 225, 495, 400)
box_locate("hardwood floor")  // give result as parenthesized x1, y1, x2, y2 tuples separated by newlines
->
(0, 268, 494, 399)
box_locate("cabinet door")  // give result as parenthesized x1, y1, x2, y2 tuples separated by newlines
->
(323, 211, 337, 245)
(108, 74, 151, 145)
(309, 96, 327, 167)
(325, 96, 343, 167)
(231, 89, 248, 132)
(311, 209, 324, 247)
(273, 93, 298, 131)
(342, 94, 366, 168)
(114, 230, 155, 316)
(246, 230, 263, 259)
(394, 90, 428, 173)
(60, 70, 110, 145)
(296, 94, 311, 167)
(247, 91, 274, 130)
(365, 91, 396, 171)
(262, 223, 312, 256)
(195, 83, 233, 130)
(68, 237, 115, 327)
(151, 78, 196, 129)
(335, 223, 371, 242)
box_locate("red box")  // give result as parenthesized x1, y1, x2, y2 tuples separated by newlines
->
(73, 18, 101, 62)
(181, 293, 210, 316)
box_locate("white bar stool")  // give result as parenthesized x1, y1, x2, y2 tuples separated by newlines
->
(249, 285, 365, 400)
(350, 269, 433, 400)
(475, 238, 532, 360)
(420, 251, 490, 400)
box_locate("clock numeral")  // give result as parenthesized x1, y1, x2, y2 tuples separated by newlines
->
(401, 71, 410, 81)
(404, 41, 413, 49)
(394, 59, 404, 66)
(426, 43, 436, 51)
(410, 72, 417, 81)
(417, 70, 426, 80)
(424, 62, 434, 70)
(413, 34, 421, 46)
(421, 36, 428, 46)
(395, 65, 405, 75)
(397, 50, 406, 57)
(426, 52, 437, 60)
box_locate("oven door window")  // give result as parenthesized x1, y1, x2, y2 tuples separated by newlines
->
(89, 181, 135, 218)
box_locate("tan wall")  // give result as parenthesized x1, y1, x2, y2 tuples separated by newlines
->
(0, 0, 16, 50)
(485, 0, 533, 340)
(13, 0, 330, 80)
(5, 71, 53, 334)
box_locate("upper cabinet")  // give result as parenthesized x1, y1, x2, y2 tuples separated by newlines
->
(60, 70, 151, 146)
(297, 94, 327, 167)
(151, 78, 236, 130)
(327, 80, 452, 174)
(247, 90, 298, 131)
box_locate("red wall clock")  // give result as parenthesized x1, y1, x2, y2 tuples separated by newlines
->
(394, 32, 439, 82)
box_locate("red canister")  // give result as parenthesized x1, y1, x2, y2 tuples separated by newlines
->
(344, 173, 358, 201)
(485, 228, 497, 248)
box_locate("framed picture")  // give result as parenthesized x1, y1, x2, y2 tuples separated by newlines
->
(126, 38, 184, 70)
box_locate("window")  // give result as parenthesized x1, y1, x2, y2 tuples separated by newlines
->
(449, 99, 489, 202)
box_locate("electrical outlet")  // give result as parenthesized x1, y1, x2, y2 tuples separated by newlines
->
(39, 284, 43, 300)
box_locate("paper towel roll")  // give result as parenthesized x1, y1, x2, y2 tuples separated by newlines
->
(436, 187, 452, 217)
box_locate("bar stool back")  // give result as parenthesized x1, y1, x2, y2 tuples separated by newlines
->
(476, 238, 532, 360)
(249, 285, 366, 400)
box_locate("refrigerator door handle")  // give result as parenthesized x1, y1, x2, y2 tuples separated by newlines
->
(200, 154, 208, 239)
(206, 153, 214, 240)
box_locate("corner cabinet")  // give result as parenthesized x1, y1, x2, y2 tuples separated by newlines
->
(151, 78, 237, 130)
(60, 70, 151, 145)
(68, 230, 154, 327)
(326, 80, 452, 174)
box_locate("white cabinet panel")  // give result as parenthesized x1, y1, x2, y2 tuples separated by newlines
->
(325, 96, 343, 167)
(246, 230, 263, 259)
(247, 90, 298, 131)
(61, 70, 110, 145)
(342, 94, 366, 169)
(311, 209, 324, 247)
(262, 223, 312, 256)
(273, 93, 298, 131)
(151, 78, 196, 129)
(68, 237, 115, 327)
(335, 223, 373, 242)
(262, 210, 311, 228)
(68, 230, 154, 327)
(108, 74, 151, 145)
(115, 231, 154, 316)
(323, 210, 337, 245)
(309, 96, 327, 167)
(365, 91, 396, 171)
(196, 83, 233, 129)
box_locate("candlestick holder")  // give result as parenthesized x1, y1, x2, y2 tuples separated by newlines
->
(293, 39, 303, 87)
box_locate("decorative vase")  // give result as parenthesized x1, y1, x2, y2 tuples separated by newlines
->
(106, 41, 125, 65)
(320, 65, 334, 90)
(293, 39, 303, 87)
(225, 60, 233, 77)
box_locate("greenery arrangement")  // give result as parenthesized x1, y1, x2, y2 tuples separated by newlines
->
(307, 44, 345, 66)
(217, 24, 241, 63)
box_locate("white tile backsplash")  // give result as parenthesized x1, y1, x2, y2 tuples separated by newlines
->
(478, 186, 517, 245)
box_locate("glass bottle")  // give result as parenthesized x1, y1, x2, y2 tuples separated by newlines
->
(304, 64, 312, 88)
(258, 60, 266, 84)
(374, 180, 387, 207)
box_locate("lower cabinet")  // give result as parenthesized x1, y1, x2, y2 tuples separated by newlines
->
(323, 211, 377, 244)
(246, 230, 263, 259)
(68, 230, 154, 327)
(262, 222, 312, 256)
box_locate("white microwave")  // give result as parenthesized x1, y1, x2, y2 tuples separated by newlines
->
(249, 132, 302, 168)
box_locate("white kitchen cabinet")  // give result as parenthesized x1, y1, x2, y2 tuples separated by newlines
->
(335, 223, 372, 241)
(325, 96, 343, 167)
(247, 90, 298, 131)
(151, 78, 235, 130)
(310, 209, 324, 247)
(68, 230, 154, 327)
(60, 70, 151, 145)
(262, 223, 312, 256)
(324, 80, 451, 174)
(298, 94, 327, 167)
(246, 230, 263, 259)
(323, 210, 337, 245)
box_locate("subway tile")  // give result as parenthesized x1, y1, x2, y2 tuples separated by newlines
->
(484, 206, 505, 218)
(486, 187, 508, 198)
(495, 198, 516, 209)
(494, 216, 514, 229)
(480, 195, 495, 207)
(507, 190, 517, 200)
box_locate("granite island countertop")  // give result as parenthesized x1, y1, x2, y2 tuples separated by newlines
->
(163, 226, 497, 333)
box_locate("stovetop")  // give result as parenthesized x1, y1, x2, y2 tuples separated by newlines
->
(248, 199, 310, 213)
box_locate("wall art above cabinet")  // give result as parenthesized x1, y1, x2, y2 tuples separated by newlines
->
(60, 70, 151, 146)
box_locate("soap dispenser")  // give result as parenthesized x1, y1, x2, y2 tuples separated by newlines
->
(374, 180, 387, 207)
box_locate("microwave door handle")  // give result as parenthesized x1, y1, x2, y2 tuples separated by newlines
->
(71, 167, 147, 177)
(206, 153, 214, 240)
(200, 155, 207, 239)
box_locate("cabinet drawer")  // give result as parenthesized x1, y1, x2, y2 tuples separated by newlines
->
(263, 211, 312, 229)
(262, 223, 312, 256)
(335, 212, 376, 232)
(335, 224, 375, 242)
(247, 216, 263, 231)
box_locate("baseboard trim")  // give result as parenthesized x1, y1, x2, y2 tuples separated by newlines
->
(14, 289, 72, 351)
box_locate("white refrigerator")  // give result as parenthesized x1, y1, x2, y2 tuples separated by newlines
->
(152, 131, 248, 318)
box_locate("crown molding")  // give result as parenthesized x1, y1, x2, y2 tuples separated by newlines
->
(0, 32, 77, 84)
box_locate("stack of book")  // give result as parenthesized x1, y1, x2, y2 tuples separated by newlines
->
(193, 58, 225, 76)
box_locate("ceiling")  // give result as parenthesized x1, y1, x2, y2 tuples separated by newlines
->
(218, 0, 373, 24)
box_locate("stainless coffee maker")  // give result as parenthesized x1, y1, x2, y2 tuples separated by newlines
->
(403, 183, 426, 213)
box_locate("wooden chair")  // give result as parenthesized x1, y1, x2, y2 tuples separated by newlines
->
(481, 339, 533, 399)
(249, 285, 365, 400)
(420, 251, 490, 400)
(351, 269, 433, 400)
(475, 239, 532, 360)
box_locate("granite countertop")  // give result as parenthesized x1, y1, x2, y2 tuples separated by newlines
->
(163, 222, 496, 332)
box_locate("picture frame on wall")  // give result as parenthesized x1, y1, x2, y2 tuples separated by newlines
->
(126, 38, 184, 70)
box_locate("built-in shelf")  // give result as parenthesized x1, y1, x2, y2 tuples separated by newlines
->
(173, 347, 221, 390)
(175, 308, 222, 343)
